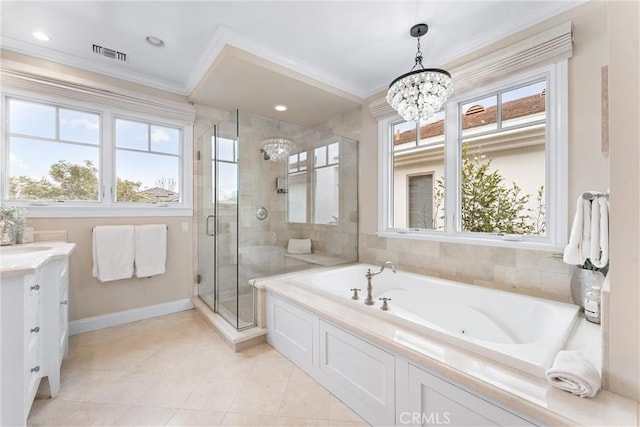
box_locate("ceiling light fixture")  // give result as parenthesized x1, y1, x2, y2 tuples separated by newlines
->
(32, 31, 50, 41)
(386, 23, 453, 122)
(274, 105, 287, 112)
(261, 137, 295, 161)
(145, 36, 165, 48)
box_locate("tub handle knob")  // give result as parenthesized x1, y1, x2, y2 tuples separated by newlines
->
(379, 297, 392, 311)
(350, 288, 361, 300)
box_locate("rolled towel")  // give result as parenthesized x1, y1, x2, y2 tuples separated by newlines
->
(545, 351, 601, 398)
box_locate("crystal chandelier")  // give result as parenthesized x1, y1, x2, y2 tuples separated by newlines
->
(260, 137, 296, 161)
(386, 23, 453, 122)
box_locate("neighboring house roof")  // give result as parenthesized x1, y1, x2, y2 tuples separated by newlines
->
(139, 187, 180, 202)
(394, 91, 546, 145)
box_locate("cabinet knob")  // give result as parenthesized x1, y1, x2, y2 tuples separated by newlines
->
(30, 326, 40, 333)
(31, 284, 40, 291)
(60, 300, 68, 305)
(31, 366, 40, 373)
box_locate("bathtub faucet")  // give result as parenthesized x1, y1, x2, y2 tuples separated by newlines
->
(364, 262, 397, 306)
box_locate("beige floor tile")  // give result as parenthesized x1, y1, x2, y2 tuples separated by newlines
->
(207, 357, 258, 380)
(278, 382, 333, 419)
(327, 419, 370, 426)
(59, 402, 132, 426)
(135, 375, 204, 408)
(130, 348, 188, 374)
(113, 405, 177, 426)
(328, 396, 367, 423)
(56, 369, 128, 402)
(88, 373, 158, 404)
(28, 398, 85, 426)
(288, 366, 317, 384)
(180, 378, 244, 412)
(228, 380, 287, 415)
(247, 356, 295, 382)
(166, 408, 226, 426)
(220, 412, 282, 426)
(277, 416, 331, 426)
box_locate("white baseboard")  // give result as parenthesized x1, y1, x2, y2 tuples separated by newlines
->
(69, 298, 194, 336)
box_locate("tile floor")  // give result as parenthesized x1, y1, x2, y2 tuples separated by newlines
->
(28, 310, 369, 426)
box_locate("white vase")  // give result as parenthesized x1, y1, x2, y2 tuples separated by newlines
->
(570, 268, 605, 309)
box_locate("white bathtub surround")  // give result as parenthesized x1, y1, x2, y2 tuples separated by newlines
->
(545, 351, 601, 398)
(290, 264, 578, 378)
(92, 225, 135, 282)
(134, 224, 167, 277)
(254, 267, 637, 426)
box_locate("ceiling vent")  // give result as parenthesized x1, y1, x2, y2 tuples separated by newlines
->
(92, 44, 127, 62)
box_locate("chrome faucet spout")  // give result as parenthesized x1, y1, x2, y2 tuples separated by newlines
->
(364, 262, 397, 306)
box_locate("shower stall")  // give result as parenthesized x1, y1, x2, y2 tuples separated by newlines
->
(196, 111, 358, 329)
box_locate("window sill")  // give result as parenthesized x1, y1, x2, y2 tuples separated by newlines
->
(376, 230, 565, 252)
(15, 205, 193, 218)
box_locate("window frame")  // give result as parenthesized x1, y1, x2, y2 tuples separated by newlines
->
(378, 62, 568, 250)
(1, 88, 193, 217)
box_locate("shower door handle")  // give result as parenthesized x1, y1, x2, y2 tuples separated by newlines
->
(206, 215, 216, 236)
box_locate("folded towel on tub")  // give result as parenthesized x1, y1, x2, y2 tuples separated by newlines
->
(92, 225, 135, 282)
(545, 351, 601, 398)
(134, 224, 167, 277)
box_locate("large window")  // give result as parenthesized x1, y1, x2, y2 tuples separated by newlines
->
(1, 93, 193, 216)
(7, 99, 101, 201)
(288, 152, 307, 223)
(380, 64, 567, 248)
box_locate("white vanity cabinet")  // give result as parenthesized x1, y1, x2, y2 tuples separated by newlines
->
(1, 271, 44, 426)
(42, 257, 70, 396)
(0, 244, 74, 427)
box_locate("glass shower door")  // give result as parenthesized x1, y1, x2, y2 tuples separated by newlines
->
(213, 122, 240, 327)
(197, 122, 246, 328)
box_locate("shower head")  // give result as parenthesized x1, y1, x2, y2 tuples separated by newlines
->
(260, 149, 271, 161)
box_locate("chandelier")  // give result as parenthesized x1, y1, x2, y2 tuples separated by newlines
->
(260, 137, 296, 161)
(386, 23, 453, 122)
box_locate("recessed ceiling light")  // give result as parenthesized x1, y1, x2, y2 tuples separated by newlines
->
(274, 105, 287, 112)
(32, 31, 50, 41)
(145, 36, 165, 48)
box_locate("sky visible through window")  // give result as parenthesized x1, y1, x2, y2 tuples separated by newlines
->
(9, 100, 180, 192)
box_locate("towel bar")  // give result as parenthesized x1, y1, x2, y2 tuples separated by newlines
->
(582, 192, 609, 201)
(92, 225, 168, 231)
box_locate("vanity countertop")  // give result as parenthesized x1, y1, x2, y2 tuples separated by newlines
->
(255, 275, 638, 427)
(0, 241, 76, 278)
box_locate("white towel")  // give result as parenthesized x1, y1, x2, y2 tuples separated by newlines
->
(590, 197, 609, 268)
(545, 351, 601, 398)
(92, 225, 135, 282)
(134, 224, 167, 277)
(287, 238, 312, 254)
(563, 192, 597, 265)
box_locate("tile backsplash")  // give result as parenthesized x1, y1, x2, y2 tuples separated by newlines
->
(359, 233, 574, 303)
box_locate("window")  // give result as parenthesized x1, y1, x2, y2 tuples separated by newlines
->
(379, 63, 567, 248)
(1, 92, 193, 216)
(7, 99, 101, 201)
(408, 173, 434, 229)
(287, 152, 307, 223)
(115, 118, 181, 203)
(214, 136, 238, 204)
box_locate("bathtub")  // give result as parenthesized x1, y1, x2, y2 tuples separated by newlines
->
(288, 263, 579, 378)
